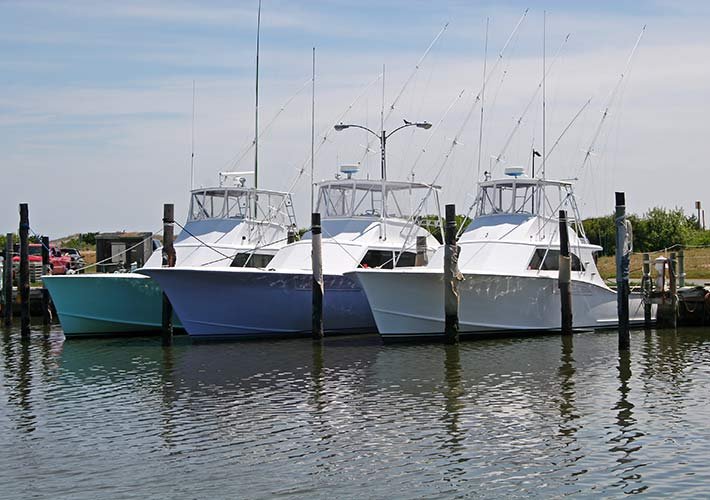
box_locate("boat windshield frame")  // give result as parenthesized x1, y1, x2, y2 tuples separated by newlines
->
(472, 177, 587, 240)
(188, 186, 296, 227)
(315, 179, 441, 221)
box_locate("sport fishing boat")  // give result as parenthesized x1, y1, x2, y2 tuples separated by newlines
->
(44, 174, 296, 336)
(349, 168, 650, 340)
(139, 170, 442, 337)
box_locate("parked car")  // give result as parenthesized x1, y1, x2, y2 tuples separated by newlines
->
(12, 243, 71, 277)
(61, 248, 85, 270)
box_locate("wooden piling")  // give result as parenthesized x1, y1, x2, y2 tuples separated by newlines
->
(311, 213, 324, 340)
(615, 192, 630, 350)
(669, 252, 678, 328)
(3, 233, 12, 326)
(444, 204, 459, 344)
(558, 210, 573, 335)
(415, 235, 428, 266)
(161, 203, 176, 346)
(642, 253, 652, 327)
(287, 226, 296, 244)
(19, 204, 30, 337)
(41, 236, 51, 326)
(678, 247, 685, 288)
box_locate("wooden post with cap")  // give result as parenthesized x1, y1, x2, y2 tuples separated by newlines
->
(19, 203, 30, 337)
(311, 213, 324, 340)
(615, 192, 630, 350)
(558, 210, 573, 335)
(444, 204, 459, 344)
(161, 203, 176, 346)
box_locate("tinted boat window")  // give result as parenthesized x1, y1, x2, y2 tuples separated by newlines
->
(394, 251, 416, 267)
(528, 248, 583, 271)
(231, 253, 274, 268)
(360, 250, 394, 269)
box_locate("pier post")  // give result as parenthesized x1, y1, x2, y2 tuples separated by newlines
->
(444, 204, 459, 344)
(3, 234, 13, 326)
(415, 235, 428, 266)
(161, 203, 176, 346)
(642, 253, 652, 327)
(615, 192, 630, 350)
(19, 204, 30, 337)
(41, 236, 51, 326)
(287, 226, 296, 244)
(558, 210, 573, 335)
(669, 252, 678, 328)
(311, 213, 324, 340)
(678, 247, 685, 288)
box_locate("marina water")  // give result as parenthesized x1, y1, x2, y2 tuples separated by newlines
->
(2, 324, 710, 498)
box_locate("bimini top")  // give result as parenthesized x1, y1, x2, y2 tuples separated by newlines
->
(316, 179, 441, 220)
(188, 186, 295, 228)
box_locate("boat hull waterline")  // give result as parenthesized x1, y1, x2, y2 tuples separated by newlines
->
(140, 267, 376, 337)
(351, 269, 650, 340)
(43, 274, 182, 336)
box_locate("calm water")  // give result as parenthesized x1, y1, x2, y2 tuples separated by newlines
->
(1, 324, 710, 499)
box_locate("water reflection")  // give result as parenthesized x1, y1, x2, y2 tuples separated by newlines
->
(610, 348, 646, 494)
(2, 328, 710, 498)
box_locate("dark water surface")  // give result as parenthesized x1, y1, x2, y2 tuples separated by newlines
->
(2, 324, 710, 499)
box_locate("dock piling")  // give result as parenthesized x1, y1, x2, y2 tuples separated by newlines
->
(19, 204, 30, 338)
(415, 236, 428, 266)
(311, 213, 324, 341)
(3, 233, 12, 326)
(678, 248, 685, 288)
(41, 236, 51, 326)
(642, 253, 652, 327)
(161, 203, 176, 346)
(444, 204, 459, 344)
(287, 226, 296, 244)
(615, 192, 630, 350)
(558, 210, 573, 335)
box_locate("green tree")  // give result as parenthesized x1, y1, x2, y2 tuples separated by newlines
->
(634, 207, 691, 251)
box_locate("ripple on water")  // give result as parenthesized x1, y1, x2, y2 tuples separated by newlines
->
(2, 326, 710, 497)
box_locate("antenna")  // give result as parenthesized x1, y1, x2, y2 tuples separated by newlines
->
(476, 17, 489, 181)
(190, 80, 196, 190)
(542, 10, 546, 179)
(311, 47, 316, 214)
(253, 0, 261, 193)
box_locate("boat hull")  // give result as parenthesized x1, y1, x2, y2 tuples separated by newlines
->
(43, 274, 182, 336)
(351, 270, 650, 340)
(141, 268, 376, 337)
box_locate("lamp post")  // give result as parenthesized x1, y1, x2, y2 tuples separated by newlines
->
(334, 119, 432, 181)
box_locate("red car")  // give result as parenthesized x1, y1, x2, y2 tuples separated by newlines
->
(12, 243, 71, 276)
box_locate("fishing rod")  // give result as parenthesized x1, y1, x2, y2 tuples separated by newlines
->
(579, 25, 646, 171)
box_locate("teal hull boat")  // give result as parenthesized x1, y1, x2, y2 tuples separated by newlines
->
(43, 273, 182, 336)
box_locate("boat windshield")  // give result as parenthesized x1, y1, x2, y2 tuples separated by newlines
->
(476, 179, 575, 218)
(316, 180, 439, 220)
(188, 188, 295, 226)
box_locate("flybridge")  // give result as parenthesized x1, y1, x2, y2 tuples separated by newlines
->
(472, 174, 587, 241)
(188, 186, 296, 228)
(315, 179, 441, 220)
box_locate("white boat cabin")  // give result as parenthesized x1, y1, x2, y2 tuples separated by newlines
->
(430, 173, 606, 285)
(267, 178, 442, 274)
(145, 183, 296, 269)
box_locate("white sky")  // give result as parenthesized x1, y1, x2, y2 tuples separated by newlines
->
(1, 1, 708, 236)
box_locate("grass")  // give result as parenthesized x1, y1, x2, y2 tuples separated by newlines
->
(596, 247, 710, 281)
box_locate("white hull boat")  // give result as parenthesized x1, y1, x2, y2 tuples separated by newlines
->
(140, 177, 443, 337)
(44, 178, 296, 336)
(350, 172, 653, 340)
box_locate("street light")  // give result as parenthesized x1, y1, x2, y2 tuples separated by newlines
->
(333, 119, 432, 180)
